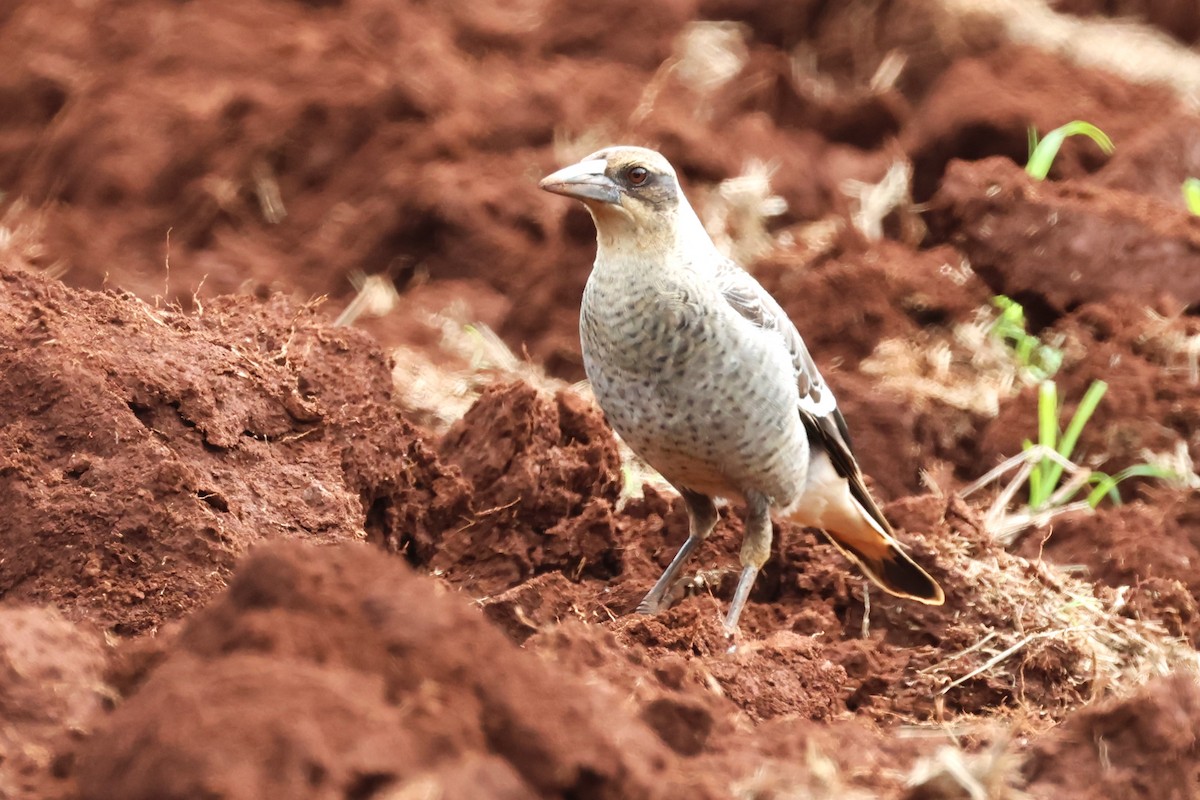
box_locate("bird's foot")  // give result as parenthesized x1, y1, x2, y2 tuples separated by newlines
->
(636, 598, 663, 615)
(637, 533, 706, 615)
(722, 563, 760, 639)
(636, 584, 673, 615)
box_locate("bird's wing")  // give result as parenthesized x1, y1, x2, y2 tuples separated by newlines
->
(712, 258, 894, 535)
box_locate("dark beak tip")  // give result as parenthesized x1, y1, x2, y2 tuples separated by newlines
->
(538, 180, 572, 198)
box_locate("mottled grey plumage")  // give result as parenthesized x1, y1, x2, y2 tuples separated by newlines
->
(541, 146, 943, 634)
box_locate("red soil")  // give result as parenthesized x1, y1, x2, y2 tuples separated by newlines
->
(2, 0, 1199, 797)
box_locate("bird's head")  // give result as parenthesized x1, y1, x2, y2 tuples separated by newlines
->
(539, 146, 704, 250)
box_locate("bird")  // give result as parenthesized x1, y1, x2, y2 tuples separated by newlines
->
(539, 145, 944, 635)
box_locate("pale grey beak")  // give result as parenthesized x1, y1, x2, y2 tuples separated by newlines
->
(539, 158, 620, 205)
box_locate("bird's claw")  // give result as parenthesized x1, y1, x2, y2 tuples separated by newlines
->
(636, 593, 666, 615)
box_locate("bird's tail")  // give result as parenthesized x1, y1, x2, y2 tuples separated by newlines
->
(788, 501, 945, 605)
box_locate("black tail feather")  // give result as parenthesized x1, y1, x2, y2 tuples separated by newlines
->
(819, 532, 945, 605)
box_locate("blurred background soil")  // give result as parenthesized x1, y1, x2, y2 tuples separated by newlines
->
(1, 0, 1199, 797)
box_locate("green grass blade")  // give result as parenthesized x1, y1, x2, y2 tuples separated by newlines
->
(1086, 464, 1181, 508)
(1026, 121, 1115, 181)
(1030, 381, 1059, 508)
(1038, 381, 1058, 452)
(1016, 336, 1034, 364)
(1040, 380, 1106, 499)
(1057, 380, 1107, 463)
(989, 295, 1063, 381)
(1184, 178, 1200, 216)
(1083, 470, 1118, 507)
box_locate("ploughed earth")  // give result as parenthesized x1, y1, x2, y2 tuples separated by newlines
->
(3, 0, 1200, 797)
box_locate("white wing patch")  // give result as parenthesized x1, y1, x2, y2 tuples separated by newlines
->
(710, 248, 899, 541)
(711, 258, 838, 417)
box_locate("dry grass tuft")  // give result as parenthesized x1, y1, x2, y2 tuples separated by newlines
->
(0, 201, 66, 278)
(732, 741, 875, 800)
(1137, 441, 1200, 490)
(913, 501, 1198, 712)
(386, 306, 560, 434)
(842, 159, 924, 244)
(960, 446, 1094, 544)
(672, 21, 750, 98)
(1137, 308, 1200, 387)
(633, 21, 750, 125)
(906, 733, 1028, 800)
(333, 272, 399, 327)
(551, 126, 620, 169)
(700, 160, 789, 264)
(861, 307, 1025, 417)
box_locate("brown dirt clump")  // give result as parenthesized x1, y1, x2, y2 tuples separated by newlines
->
(0, 263, 468, 633)
(75, 540, 684, 800)
(435, 382, 623, 595)
(0, 606, 109, 800)
(1024, 672, 1200, 799)
(1015, 488, 1200, 642)
(927, 156, 1200, 324)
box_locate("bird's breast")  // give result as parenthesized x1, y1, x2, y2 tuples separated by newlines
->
(579, 269, 808, 504)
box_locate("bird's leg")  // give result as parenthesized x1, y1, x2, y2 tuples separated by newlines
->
(724, 491, 773, 636)
(637, 488, 718, 614)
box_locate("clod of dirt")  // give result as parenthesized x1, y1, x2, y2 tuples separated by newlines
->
(434, 382, 623, 595)
(0, 264, 468, 633)
(1014, 487, 1200, 643)
(0, 606, 109, 800)
(927, 156, 1200, 324)
(75, 540, 683, 800)
(1097, 110, 1200, 210)
(1024, 671, 1200, 799)
(905, 45, 1180, 200)
(751, 241, 990, 371)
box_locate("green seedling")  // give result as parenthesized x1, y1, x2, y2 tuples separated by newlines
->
(1025, 379, 1105, 509)
(1025, 121, 1114, 180)
(1023, 380, 1176, 510)
(1183, 178, 1200, 216)
(990, 295, 1063, 381)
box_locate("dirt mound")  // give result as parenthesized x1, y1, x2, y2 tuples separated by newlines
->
(0, 264, 468, 633)
(75, 540, 682, 800)
(3, 220, 1197, 798)
(434, 382, 623, 594)
(905, 46, 1181, 201)
(1024, 672, 1200, 798)
(1014, 488, 1200, 642)
(928, 156, 1200, 324)
(1097, 110, 1200, 210)
(0, 607, 108, 800)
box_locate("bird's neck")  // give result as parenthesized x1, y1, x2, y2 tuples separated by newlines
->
(590, 197, 721, 278)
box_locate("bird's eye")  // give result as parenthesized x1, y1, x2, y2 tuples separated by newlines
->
(627, 166, 649, 186)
